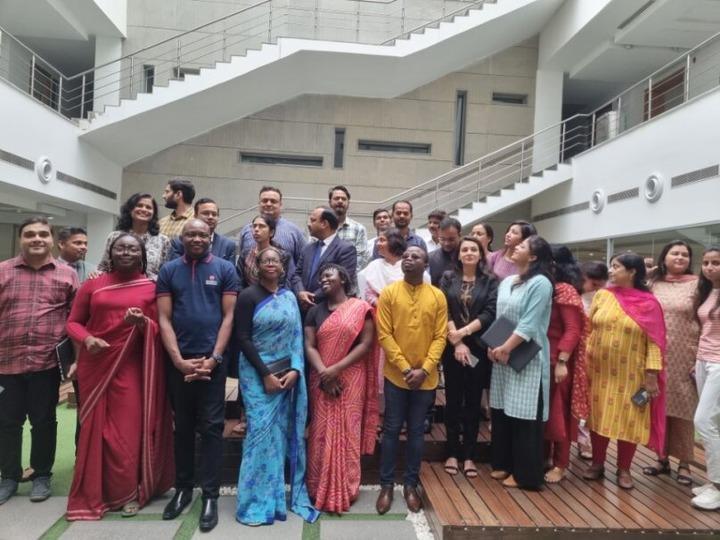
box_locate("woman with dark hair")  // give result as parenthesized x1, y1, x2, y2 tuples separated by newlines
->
(488, 235, 554, 490)
(691, 247, 720, 509)
(470, 222, 494, 254)
(643, 241, 698, 484)
(304, 263, 376, 512)
(543, 246, 589, 483)
(234, 246, 319, 525)
(583, 252, 666, 490)
(440, 237, 498, 478)
(487, 220, 537, 280)
(237, 215, 293, 289)
(66, 233, 174, 519)
(97, 193, 171, 280)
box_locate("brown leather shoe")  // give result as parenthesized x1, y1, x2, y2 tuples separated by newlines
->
(403, 485, 423, 513)
(376, 486, 394, 515)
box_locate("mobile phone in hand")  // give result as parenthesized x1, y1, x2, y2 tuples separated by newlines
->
(631, 388, 649, 407)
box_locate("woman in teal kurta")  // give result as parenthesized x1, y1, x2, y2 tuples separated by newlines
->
(489, 235, 554, 490)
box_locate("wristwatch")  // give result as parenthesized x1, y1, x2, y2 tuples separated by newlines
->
(211, 353, 224, 365)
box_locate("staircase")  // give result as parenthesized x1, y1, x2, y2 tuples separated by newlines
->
(67, 0, 562, 165)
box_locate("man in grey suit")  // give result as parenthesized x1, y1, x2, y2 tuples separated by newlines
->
(294, 207, 356, 311)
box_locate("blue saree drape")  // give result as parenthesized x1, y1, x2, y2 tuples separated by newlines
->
(235, 289, 320, 525)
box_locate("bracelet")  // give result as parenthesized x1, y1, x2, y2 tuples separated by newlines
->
(557, 358, 568, 365)
(421, 368, 430, 376)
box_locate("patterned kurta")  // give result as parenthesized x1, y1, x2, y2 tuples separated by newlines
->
(490, 275, 553, 421)
(587, 290, 663, 444)
(651, 279, 699, 420)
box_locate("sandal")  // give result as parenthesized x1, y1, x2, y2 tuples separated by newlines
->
(677, 464, 692, 486)
(444, 458, 459, 476)
(642, 459, 670, 476)
(544, 466, 566, 484)
(502, 475, 518, 488)
(583, 464, 605, 481)
(463, 461, 478, 478)
(617, 469, 634, 490)
(121, 500, 140, 517)
(490, 470, 510, 480)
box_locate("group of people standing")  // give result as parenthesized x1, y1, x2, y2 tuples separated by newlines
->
(1, 174, 719, 536)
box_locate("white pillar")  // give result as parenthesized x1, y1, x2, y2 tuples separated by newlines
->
(532, 69, 564, 174)
(86, 212, 115, 264)
(93, 36, 123, 115)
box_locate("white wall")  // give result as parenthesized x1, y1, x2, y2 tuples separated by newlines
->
(533, 87, 720, 244)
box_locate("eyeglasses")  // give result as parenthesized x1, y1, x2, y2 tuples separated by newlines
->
(260, 258, 281, 266)
(112, 246, 141, 254)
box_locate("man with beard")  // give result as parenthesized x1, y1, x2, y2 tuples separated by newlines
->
(375, 246, 447, 515)
(425, 209, 447, 253)
(428, 217, 461, 286)
(371, 201, 427, 261)
(159, 178, 196, 238)
(329, 185, 368, 269)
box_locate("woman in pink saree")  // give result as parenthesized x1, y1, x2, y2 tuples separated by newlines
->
(304, 264, 376, 513)
(66, 233, 174, 520)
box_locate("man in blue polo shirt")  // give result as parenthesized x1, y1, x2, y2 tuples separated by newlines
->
(156, 219, 238, 533)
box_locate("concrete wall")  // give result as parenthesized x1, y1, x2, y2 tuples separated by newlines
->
(122, 38, 539, 233)
(532, 87, 720, 245)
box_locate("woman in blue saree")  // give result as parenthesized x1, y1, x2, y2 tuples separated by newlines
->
(234, 246, 320, 526)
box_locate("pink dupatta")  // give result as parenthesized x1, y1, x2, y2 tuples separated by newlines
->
(607, 285, 667, 453)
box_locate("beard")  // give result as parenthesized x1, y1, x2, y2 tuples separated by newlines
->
(165, 198, 178, 210)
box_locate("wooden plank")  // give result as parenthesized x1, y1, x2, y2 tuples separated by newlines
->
(431, 463, 482, 526)
(551, 472, 621, 529)
(420, 462, 464, 526)
(533, 485, 589, 528)
(452, 473, 500, 526)
(506, 488, 554, 528)
(472, 464, 536, 527)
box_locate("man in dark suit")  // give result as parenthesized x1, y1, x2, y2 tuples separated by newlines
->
(170, 198, 236, 262)
(428, 217, 461, 286)
(294, 207, 356, 310)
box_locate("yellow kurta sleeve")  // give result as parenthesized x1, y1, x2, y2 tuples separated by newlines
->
(376, 288, 412, 374)
(645, 340, 663, 371)
(421, 291, 448, 374)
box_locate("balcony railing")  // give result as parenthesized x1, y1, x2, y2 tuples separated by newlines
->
(0, 0, 487, 121)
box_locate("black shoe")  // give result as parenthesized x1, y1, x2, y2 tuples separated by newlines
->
(162, 489, 193, 520)
(199, 498, 218, 532)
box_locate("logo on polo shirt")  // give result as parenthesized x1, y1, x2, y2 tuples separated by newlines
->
(205, 274, 218, 286)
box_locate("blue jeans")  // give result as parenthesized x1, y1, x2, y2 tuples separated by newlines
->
(380, 378, 435, 488)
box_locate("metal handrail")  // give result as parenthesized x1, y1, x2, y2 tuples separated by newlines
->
(380, 0, 486, 44)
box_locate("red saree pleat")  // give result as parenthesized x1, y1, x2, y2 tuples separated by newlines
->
(307, 298, 377, 513)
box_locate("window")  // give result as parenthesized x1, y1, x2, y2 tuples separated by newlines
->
(454, 90, 467, 166)
(143, 65, 155, 93)
(358, 140, 431, 154)
(334, 128, 345, 168)
(239, 152, 323, 167)
(172, 67, 201, 80)
(492, 92, 528, 105)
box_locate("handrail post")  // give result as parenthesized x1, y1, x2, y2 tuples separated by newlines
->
(176, 39, 182, 79)
(57, 77, 63, 112)
(684, 53, 691, 102)
(314, 0, 319, 39)
(80, 74, 86, 119)
(590, 112, 596, 148)
(616, 95, 622, 133)
(29, 55, 36, 97)
(519, 140, 525, 182)
(647, 76, 653, 119)
(129, 55, 134, 96)
(267, 1, 273, 42)
(401, 0, 406, 35)
(356, 3, 360, 42)
(223, 28, 227, 58)
(559, 122, 566, 163)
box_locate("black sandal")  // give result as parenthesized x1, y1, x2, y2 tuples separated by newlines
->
(642, 459, 670, 476)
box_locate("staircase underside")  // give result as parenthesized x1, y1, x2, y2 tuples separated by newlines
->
(79, 0, 562, 166)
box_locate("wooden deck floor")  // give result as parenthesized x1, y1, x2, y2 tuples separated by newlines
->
(420, 434, 720, 539)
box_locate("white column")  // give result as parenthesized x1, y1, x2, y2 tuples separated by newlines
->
(86, 212, 115, 264)
(532, 69, 564, 174)
(93, 36, 123, 114)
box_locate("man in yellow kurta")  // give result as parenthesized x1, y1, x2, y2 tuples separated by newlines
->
(375, 246, 447, 515)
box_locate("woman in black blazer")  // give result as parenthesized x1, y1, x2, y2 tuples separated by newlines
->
(440, 236, 498, 478)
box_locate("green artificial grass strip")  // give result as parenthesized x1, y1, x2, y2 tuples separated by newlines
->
(320, 512, 407, 521)
(173, 497, 202, 540)
(301, 519, 321, 540)
(19, 404, 77, 497)
(38, 516, 72, 540)
(101, 512, 166, 521)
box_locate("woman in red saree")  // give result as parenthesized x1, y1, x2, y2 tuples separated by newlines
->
(304, 264, 377, 513)
(66, 233, 174, 520)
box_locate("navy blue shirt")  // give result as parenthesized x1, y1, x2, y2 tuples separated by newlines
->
(157, 253, 239, 355)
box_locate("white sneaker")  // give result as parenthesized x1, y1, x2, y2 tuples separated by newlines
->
(692, 485, 720, 510)
(692, 482, 714, 497)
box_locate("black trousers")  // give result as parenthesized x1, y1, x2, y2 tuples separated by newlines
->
(0, 368, 60, 481)
(442, 347, 488, 461)
(490, 389, 545, 490)
(168, 361, 226, 499)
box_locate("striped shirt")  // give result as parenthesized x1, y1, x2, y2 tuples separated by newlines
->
(158, 206, 194, 238)
(238, 216, 307, 266)
(0, 256, 78, 375)
(337, 216, 368, 269)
